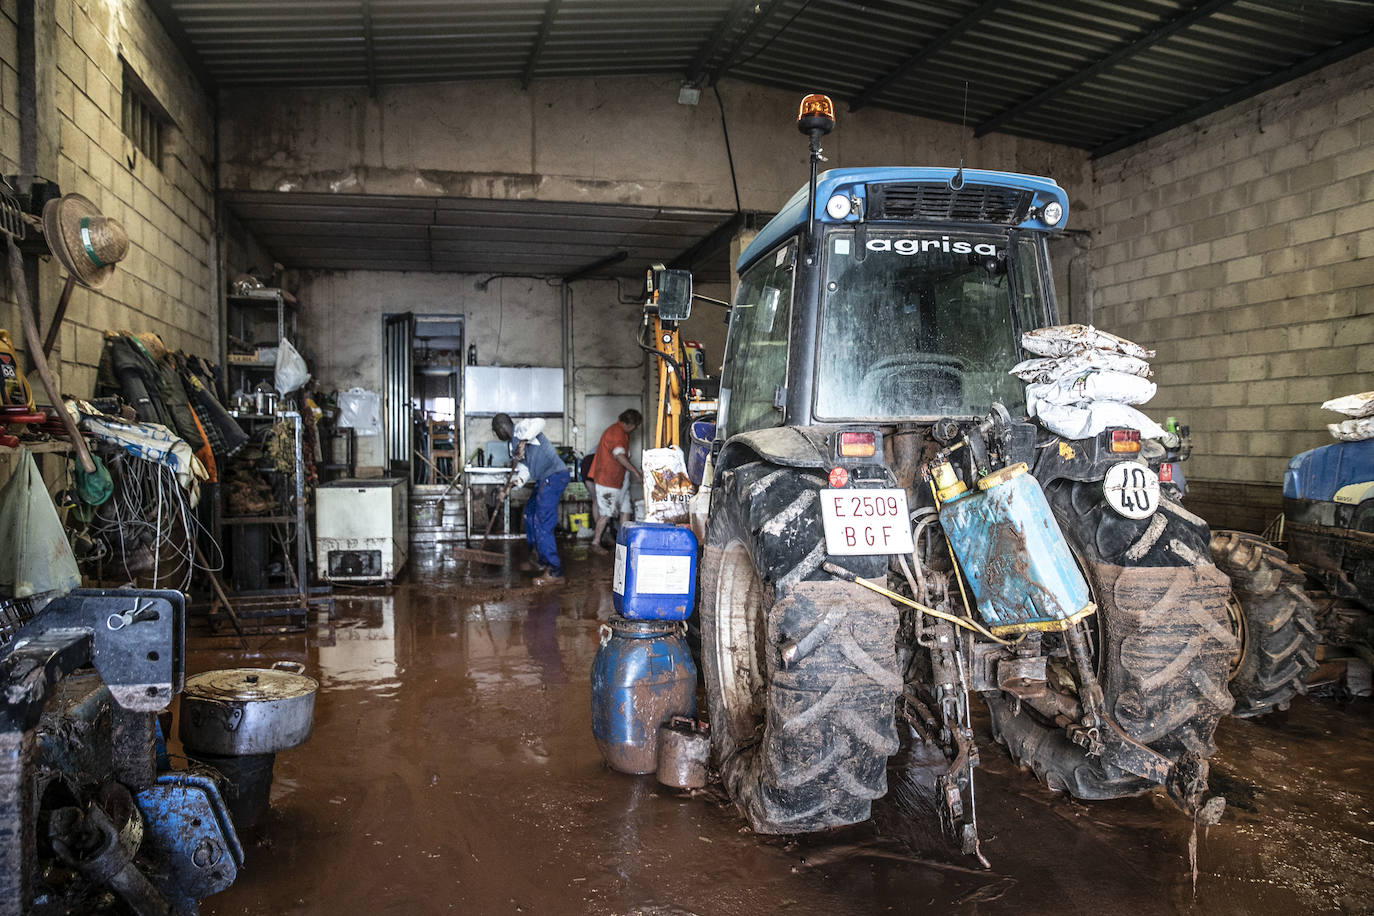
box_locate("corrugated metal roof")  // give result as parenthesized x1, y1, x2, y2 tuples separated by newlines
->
(156, 0, 1374, 154)
(155, 0, 1373, 274)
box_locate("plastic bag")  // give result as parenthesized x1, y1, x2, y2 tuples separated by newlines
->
(642, 446, 693, 525)
(1329, 418, 1374, 442)
(1322, 391, 1374, 419)
(0, 449, 81, 599)
(1033, 400, 1167, 440)
(1022, 324, 1154, 360)
(274, 336, 310, 394)
(337, 387, 381, 436)
(1010, 350, 1152, 384)
(1026, 370, 1157, 408)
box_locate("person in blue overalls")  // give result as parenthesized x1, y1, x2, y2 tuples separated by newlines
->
(492, 413, 570, 586)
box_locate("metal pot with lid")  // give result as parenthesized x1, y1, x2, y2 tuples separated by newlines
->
(180, 661, 318, 756)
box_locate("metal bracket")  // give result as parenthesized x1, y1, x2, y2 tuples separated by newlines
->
(7, 589, 185, 714)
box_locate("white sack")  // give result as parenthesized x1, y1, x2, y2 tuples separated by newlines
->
(1033, 400, 1167, 441)
(642, 446, 693, 525)
(337, 387, 381, 436)
(1022, 324, 1155, 360)
(274, 336, 311, 394)
(1329, 417, 1374, 442)
(1026, 370, 1157, 408)
(1322, 391, 1374, 419)
(1010, 350, 1153, 384)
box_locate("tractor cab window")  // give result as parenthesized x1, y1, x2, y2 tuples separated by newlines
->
(720, 241, 796, 437)
(813, 229, 1049, 421)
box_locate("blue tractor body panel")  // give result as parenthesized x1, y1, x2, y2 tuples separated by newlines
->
(1284, 438, 1374, 503)
(738, 166, 1070, 272)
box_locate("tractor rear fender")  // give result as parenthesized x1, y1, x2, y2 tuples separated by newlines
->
(715, 426, 889, 477)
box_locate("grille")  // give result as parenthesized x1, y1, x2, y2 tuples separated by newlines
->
(867, 182, 1032, 224)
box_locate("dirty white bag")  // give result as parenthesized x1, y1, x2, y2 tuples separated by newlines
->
(0, 449, 81, 600)
(337, 387, 381, 436)
(1329, 417, 1374, 442)
(1033, 400, 1167, 441)
(642, 446, 694, 525)
(274, 336, 311, 394)
(1010, 351, 1152, 384)
(512, 417, 546, 441)
(1022, 324, 1155, 360)
(1026, 370, 1157, 408)
(1322, 391, 1374, 419)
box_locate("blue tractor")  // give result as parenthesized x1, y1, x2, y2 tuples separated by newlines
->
(675, 95, 1245, 852)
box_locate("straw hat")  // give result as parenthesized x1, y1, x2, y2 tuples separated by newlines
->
(42, 193, 129, 289)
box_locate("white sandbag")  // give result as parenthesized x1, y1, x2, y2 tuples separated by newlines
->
(512, 417, 546, 440)
(1022, 324, 1155, 360)
(1010, 350, 1153, 383)
(642, 446, 694, 525)
(1329, 417, 1374, 442)
(1032, 400, 1167, 441)
(1026, 370, 1157, 408)
(1322, 391, 1374, 419)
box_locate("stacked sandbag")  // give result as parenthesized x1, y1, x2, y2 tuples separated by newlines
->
(1322, 391, 1374, 442)
(1010, 324, 1166, 440)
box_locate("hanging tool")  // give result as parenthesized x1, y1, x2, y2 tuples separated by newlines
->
(3, 233, 96, 473)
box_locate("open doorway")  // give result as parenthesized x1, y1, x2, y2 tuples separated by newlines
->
(383, 313, 466, 485)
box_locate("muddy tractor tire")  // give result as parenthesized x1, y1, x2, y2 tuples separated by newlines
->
(1210, 530, 1320, 716)
(699, 461, 901, 834)
(987, 481, 1237, 803)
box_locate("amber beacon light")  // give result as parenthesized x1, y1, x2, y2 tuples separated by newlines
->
(797, 94, 835, 136)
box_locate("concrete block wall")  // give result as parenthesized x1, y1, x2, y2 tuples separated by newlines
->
(1091, 49, 1374, 531)
(0, 0, 215, 398)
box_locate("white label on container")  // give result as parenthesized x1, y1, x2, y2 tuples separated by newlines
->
(612, 543, 628, 594)
(635, 553, 692, 595)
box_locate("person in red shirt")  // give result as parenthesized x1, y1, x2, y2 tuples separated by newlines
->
(588, 409, 642, 551)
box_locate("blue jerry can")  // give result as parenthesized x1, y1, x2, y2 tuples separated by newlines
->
(939, 463, 1094, 636)
(612, 522, 698, 621)
(590, 616, 697, 774)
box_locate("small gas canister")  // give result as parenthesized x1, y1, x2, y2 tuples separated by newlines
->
(613, 522, 698, 621)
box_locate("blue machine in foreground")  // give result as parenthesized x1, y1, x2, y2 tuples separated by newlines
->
(612, 522, 698, 621)
(939, 463, 1095, 635)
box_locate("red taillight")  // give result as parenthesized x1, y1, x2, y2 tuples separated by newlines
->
(1159, 463, 1174, 482)
(839, 431, 876, 458)
(1110, 429, 1141, 453)
(828, 466, 850, 488)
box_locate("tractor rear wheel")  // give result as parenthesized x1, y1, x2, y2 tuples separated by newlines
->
(987, 482, 1236, 806)
(1210, 530, 1320, 716)
(699, 461, 901, 833)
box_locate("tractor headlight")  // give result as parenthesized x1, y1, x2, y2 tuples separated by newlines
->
(1041, 201, 1063, 226)
(826, 194, 852, 219)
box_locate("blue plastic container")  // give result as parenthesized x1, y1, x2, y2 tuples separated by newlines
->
(939, 463, 1093, 636)
(686, 420, 716, 486)
(612, 522, 698, 621)
(590, 616, 697, 774)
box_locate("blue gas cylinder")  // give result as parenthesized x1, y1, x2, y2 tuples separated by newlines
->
(612, 522, 698, 621)
(590, 616, 697, 774)
(939, 463, 1093, 636)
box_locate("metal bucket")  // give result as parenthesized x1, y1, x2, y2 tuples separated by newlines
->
(655, 717, 710, 789)
(179, 662, 318, 756)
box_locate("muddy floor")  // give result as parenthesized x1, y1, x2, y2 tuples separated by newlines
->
(186, 542, 1373, 915)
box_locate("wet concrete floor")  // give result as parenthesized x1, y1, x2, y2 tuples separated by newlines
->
(186, 543, 1373, 915)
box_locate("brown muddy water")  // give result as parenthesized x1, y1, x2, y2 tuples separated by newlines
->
(185, 543, 1374, 915)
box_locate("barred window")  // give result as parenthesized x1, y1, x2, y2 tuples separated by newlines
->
(120, 62, 169, 170)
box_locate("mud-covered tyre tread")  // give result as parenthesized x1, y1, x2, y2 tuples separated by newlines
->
(986, 484, 1236, 800)
(701, 461, 900, 834)
(1210, 529, 1320, 716)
